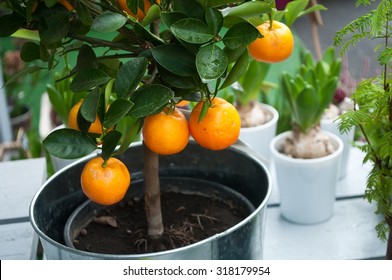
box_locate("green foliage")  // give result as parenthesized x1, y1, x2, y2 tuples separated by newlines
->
(0, 0, 276, 160)
(274, 0, 327, 27)
(280, 47, 341, 133)
(334, 0, 392, 241)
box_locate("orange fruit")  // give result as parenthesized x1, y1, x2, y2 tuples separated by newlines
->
(58, 0, 74, 11)
(248, 20, 294, 63)
(68, 100, 103, 135)
(176, 100, 190, 107)
(81, 157, 131, 205)
(142, 107, 190, 155)
(189, 97, 241, 150)
(118, 0, 160, 21)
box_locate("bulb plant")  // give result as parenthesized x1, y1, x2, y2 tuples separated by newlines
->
(334, 0, 392, 259)
(0, 0, 283, 248)
(280, 46, 342, 158)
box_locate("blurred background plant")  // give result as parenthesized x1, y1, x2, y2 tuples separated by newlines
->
(1, 37, 51, 159)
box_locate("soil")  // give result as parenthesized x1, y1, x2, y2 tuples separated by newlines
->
(72, 191, 250, 255)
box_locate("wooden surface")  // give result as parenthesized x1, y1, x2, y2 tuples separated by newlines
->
(0, 149, 388, 260)
(0, 158, 46, 260)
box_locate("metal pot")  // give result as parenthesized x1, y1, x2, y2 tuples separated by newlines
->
(30, 140, 271, 259)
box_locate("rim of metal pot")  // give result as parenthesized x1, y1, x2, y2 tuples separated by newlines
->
(29, 139, 271, 259)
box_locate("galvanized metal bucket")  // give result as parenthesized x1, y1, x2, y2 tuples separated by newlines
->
(30, 140, 271, 259)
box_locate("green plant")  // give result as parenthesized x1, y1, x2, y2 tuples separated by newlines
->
(46, 69, 82, 127)
(0, 0, 274, 244)
(281, 46, 342, 134)
(279, 46, 342, 158)
(334, 0, 392, 259)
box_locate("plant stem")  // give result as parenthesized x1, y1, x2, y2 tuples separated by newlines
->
(384, 12, 389, 91)
(68, 34, 140, 53)
(143, 143, 164, 239)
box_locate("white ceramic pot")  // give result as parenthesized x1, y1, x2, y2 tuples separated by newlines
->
(321, 117, 354, 179)
(270, 131, 343, 224)
(239, 103, 279, 163)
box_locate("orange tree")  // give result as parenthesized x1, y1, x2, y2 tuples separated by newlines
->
(0, 0, 277, 239)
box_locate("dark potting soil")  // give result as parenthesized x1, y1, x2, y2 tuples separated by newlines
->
(73, 192, 250, 254)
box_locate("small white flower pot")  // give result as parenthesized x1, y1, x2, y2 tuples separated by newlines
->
(321, 117, 355, 179)
(239, 103, 279, 163)
(270, 131, 343, 224)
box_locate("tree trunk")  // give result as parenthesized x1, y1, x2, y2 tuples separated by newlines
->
(386, 217, 392, 260)
(143, 142, 164, 239)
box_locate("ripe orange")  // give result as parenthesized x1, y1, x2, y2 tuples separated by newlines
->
(58, 0, 74, 11)
(248, 20, 294, 63)
(68, 100, 103, 135)
(176, 100, 190, 107)
(118, 0, 160, 21)
(142, 107, 190, 155)
(189, 97, 241, 150)
(81, 157, 131, 205)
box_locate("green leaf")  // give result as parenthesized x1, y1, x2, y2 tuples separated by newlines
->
(133, 22, 165, 45)
(81, 88, 100, 123)
(114, 57, 148, 98)
(318, 77, 339, 116)
(171, 18, 214, 44)
(160, 11, 187, 28)
(91, 11, 127, 33)
(141, 3, 161, 26)
(151, 44, 197, 76)
(239, 59, 270, 103)
(224, 46, 246, 63)
(76, 0, 93, 26)
(222, 15, 248, 29)
(43, 128, 97, 159)
(39, 10, 70, 46)
(104, 99, 134, 128)
(115, 117, 142, 155)
(172, 0, 205, 21)
(20, 42, 41, 62)
(297, 5, 327, 23)
(296, 86, 319, 132)
(76, 45, 98, 71)
(197, 0, 243, 8)
(198, 99, 210, 123)
(46, 84, 69, 126)
(101, 130, 122, 161)
(129, 85, 174, 118)
(196, 43, 228, 83)
(226, 1, 272, 19)
(205, 8, 223, 35)
(70, 69, 111, 92)
(0, 12, 25, 37)
(220, 49, 249, 90)
(158, 65, 198, 89)
(284, 0, 309, 27)
(222, 22, 259, 50)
